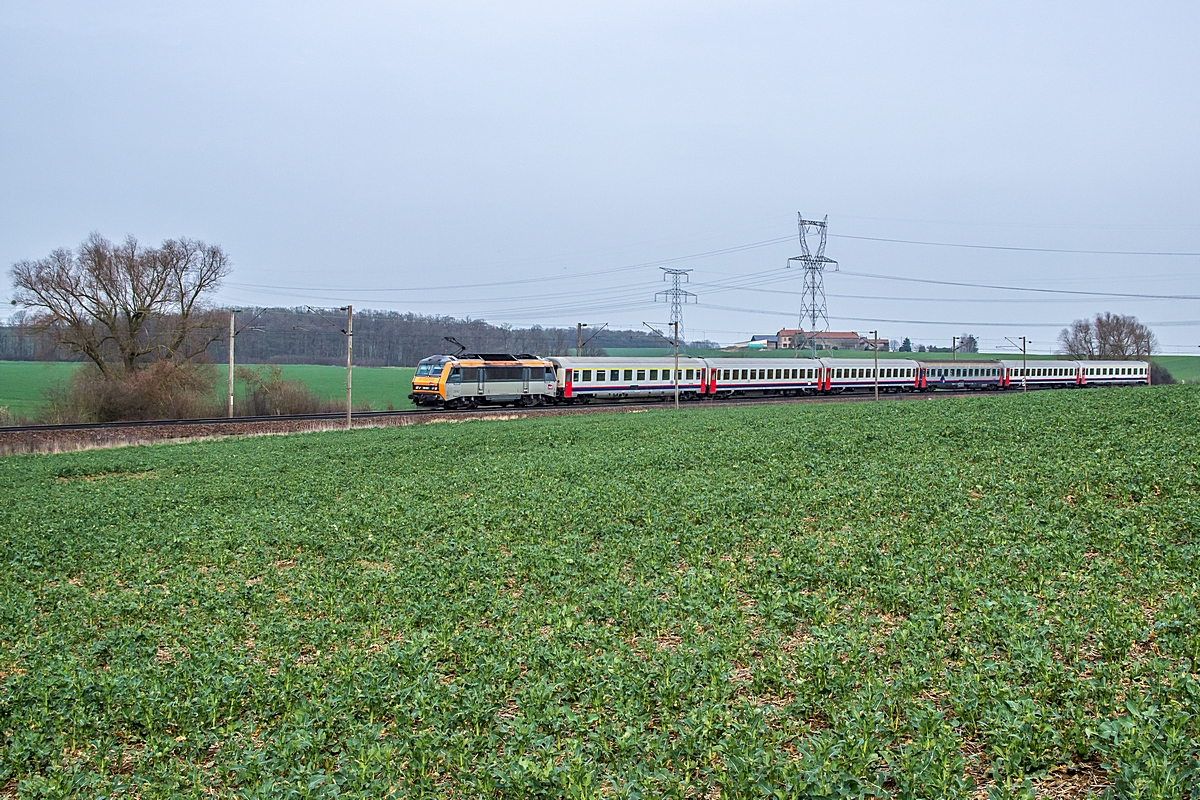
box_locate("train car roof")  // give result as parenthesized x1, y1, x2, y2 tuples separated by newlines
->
(708, 357, 823, 367)
(421, 353, 551, 365)
(916, 359, 1002, 366)
(820, 357, 920, 367)
(1076, 359, 1149, 366)
(998, 359, 1087, 367)
(550, 356, 708, 367)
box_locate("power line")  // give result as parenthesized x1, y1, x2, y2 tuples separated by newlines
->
(831, 233, 1200, 257)
(838, 270, 1200, 301)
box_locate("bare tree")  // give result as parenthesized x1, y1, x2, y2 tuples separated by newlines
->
(10, 233, 230, 377)
(957, 333, 978, 353)
(1094, 312, 1156, 358)
(1057, 313, 1156, 359)
(1057, 319, 1097, 359)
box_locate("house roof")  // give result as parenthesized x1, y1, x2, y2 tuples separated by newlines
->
(777, 329, 863, 339)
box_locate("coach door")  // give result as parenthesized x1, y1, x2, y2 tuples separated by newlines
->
(477, 367, 485, 396)
(522, 367, 530, 394)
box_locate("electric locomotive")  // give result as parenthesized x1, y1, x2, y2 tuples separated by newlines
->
(409, 353, 556, 409)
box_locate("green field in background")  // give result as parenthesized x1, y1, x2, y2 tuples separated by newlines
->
(1153, 356, 1200, 383)
(0, 361, 77, 417)
(0, 362, 416, 420)
(235, 364, 416, 411)
(3, 386, 1199, 795)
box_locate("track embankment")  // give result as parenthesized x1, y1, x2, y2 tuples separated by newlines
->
(0, 390, 964, 456)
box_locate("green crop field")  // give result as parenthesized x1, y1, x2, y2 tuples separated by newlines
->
(0, 362, 416, 420)
(1152, 356, 1200, 384)
(3, 387, 1199, 797)
(246, 365, 416, 411)
(0, 361, 78, 417)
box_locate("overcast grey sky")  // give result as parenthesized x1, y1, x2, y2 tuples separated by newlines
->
(3, 1, 1198, 352)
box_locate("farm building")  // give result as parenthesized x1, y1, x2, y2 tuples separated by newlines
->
(776, 329, 889, 351)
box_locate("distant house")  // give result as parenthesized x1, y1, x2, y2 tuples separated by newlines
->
(777, 329, 886, 351)
(775, 329, 890, 351)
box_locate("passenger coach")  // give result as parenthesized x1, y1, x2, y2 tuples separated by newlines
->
(551, 357, 709, 402)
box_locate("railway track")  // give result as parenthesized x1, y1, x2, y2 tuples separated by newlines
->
(0, 389, 986, 456)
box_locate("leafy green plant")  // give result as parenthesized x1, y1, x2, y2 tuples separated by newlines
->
(1, 386, 1198, 796)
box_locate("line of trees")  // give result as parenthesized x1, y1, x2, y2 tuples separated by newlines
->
(1057, 313, 1157, 359)
(197, 308, 715, 366)
(2, 306, 722, 367)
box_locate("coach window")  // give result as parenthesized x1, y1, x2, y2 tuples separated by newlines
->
(740, 369, 748, 380)
(622, 369, 632, 381)
(647, 369, 656, 380)
(636, 370, 646, 381)
(579, 370, 589, 382)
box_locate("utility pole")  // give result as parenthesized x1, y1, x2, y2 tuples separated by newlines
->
(342, 305, 353, 428)
(787, 214, 839, 358)
(672, 322, 680, 408)
(641, 321, 681, 409)
(228, 309, 239, 418)
(872, 330, 879, 401)
(1021, 336, 1026, 392)
(952, 336, 958, 361)
(655, 268, 697, 409)
(1005, 336, 1028, 391)
(577, 323, 608, 357)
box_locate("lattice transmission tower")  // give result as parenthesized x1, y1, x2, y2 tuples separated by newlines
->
(786, 213, 838, 356)
(655, 267, 697, 346)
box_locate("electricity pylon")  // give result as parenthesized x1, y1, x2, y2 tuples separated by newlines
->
(787, 214, 838, 356)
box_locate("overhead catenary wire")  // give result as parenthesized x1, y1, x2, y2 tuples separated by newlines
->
(831, 233, 1200, 257)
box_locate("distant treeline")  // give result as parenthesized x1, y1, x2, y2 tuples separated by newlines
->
(0, 308, 718, 367)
